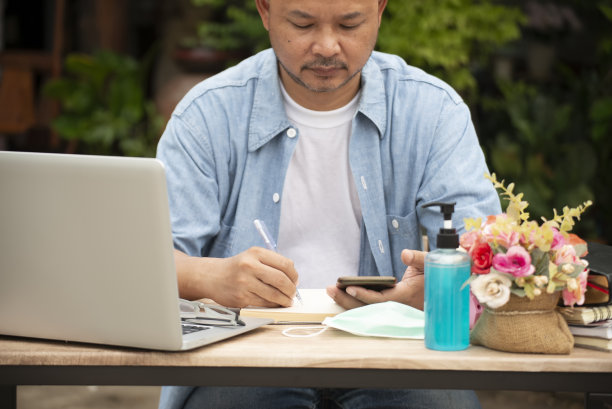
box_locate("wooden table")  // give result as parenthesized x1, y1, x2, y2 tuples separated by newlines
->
(1, 325, 612, 408)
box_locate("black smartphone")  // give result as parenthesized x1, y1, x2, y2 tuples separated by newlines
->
(336, 276, 397, 291)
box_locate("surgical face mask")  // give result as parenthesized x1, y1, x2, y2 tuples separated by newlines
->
(282, 301, 424, 339)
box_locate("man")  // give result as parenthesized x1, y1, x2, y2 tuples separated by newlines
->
(157, 0, 501, 407)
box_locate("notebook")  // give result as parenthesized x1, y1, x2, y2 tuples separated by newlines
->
(241, 289, 346, 323)
(0, 151, 272, 351)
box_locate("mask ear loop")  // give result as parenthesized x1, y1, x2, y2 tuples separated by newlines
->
(282, 326, 328, 338)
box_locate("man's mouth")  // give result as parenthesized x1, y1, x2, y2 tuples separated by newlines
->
(310, 67, 342, 77)
(303, 59, 347, 77)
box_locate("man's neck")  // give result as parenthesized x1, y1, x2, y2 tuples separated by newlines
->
(279, 67, 361, 111)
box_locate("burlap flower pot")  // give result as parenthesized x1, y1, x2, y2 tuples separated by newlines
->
(470, 292, 574, 354)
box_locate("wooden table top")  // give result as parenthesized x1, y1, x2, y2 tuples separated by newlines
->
(2, 324, 611, 373)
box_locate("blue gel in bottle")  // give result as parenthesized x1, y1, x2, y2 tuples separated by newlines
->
(423, 202, 471, 351)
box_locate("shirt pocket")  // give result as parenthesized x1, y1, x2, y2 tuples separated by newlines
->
(386, 212, 422, 275)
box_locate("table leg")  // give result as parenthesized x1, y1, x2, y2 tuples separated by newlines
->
(0, 385, 16, 409)
(585, 392, 612, 409)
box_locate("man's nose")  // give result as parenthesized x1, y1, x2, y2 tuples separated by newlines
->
(311, 27, 341, 58)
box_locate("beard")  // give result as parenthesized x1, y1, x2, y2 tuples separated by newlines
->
(277, 57, 362, 93)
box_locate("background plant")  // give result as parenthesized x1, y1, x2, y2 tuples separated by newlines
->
(187, 0, 269, 53)
(44, 50, 164, 157)
(377, 0, 525, 95)
(477, 1, 612, 243)
(482, 80, 596, 228)
(586, 3, 612, 243)
(377, 0, 611, 244)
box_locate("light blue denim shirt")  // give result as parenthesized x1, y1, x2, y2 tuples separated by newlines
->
(156, 49, 501, 280)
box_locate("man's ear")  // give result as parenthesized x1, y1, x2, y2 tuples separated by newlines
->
(378, 0, 388, 23)
(255, 0, 271, 31)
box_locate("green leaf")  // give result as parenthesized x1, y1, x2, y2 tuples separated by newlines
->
(575, 243, 588, 258)
(531, 249, 550, 276)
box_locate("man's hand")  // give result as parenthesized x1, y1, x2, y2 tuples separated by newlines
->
(326, 249, 425, 310)
(175, 247, 299, 308)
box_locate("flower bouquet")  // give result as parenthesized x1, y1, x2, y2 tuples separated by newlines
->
(461, 173, 592, 354)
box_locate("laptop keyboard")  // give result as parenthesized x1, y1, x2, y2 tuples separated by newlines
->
(182, 323, 211, 335)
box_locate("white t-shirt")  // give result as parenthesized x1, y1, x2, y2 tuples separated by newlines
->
(277, 84, 362, 288)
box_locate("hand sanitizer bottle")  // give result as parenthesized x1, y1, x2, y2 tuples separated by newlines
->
(423, 202, 470, 351)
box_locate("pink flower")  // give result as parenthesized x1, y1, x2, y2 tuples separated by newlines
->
(480, 214, 519, 248)
(551, 228, 566, 250)
(554, 244, 577, 265)
(471, 242, 493, 275)
(562, 268, 589, 306)
(482, 215, 503, 242)
(492, 245, 535, 277)
(495, 230, 520, 249)
(460, 230, 482, 253)
(519, 229, 536, 248)
(470, 292, 483, 329)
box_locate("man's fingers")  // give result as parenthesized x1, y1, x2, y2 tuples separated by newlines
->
(247, 291, 291, 308)
(250, 276, 295, 307)
(402, 266, 422, 279)
(345, 286, 387, 304)
(254, 246, 299, 284)
(326, 285, 367, 310)
(243, 246, 299, 302)
(326, 285, 390, 310)
(401, 249, 426, 270)
(218, 248, 298, 307)
(392, 276, 425, 310)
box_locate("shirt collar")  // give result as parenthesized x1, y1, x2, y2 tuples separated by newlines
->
(248, 50, 387, 152)
(248, 50, 291, 152)
(357, 55, 387, 139)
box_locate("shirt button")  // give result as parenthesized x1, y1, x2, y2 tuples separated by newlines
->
(392, 219, 399, 229)
(272, 193, 280, 203)
(360, 176, 367, 190)
(287, 128, 297, 138)
(378, 240, 385, 254)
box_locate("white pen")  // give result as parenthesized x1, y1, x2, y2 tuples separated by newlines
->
(253, 219, 303, 305)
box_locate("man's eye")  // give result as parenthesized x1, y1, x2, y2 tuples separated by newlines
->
(292, 22, 313, 29)
(340, 22, 362, 30)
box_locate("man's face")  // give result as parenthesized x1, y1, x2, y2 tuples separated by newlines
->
(257, 0, 387, 109)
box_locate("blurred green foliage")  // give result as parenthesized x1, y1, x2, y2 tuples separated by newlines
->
(188, 0, 269, 53)
(378, 0, 525, 94)
(377, 0, 611, 242)
(475, 2, 612, 242)
(483, 81, 597, 229)
(44, 50, 164, 157)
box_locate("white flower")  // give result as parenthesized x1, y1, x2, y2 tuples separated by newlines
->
(561, 264, 575, 274)
(534, 275, 548, 287)
(470, 272, 512, 309)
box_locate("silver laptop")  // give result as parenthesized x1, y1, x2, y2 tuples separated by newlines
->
(0, 151, 271, 351)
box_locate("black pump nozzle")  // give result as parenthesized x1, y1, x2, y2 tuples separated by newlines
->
(424, 202, 455, 222)
(422, 202, 458, 249)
